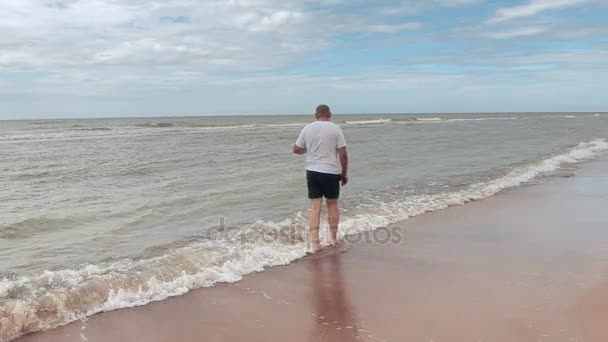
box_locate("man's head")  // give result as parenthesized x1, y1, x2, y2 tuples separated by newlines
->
(315, 104, 332, 120)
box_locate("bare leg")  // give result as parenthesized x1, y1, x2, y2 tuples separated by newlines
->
(309, 198, 323, 253)
(326, 199, 340, 246)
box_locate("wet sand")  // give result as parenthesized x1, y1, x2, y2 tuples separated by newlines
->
(17, 158, 608, 342)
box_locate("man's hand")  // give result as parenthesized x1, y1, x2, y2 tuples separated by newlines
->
(338, 147, 348, 186)
(293, 144, 307, 155)
(341, 174, 349, 186)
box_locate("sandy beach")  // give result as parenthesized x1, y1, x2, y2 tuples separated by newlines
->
(14, 158, 608, 342)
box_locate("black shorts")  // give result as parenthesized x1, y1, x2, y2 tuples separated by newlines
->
(307, 170, 341, 199)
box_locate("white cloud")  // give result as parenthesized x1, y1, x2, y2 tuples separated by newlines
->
(366, 22, 422, 33)
(0, 0, 433, 82)
(0, 0, 606, 118)
(487, 0, 590, 24)
(437, 0, 480, 5)
(0, 0, 334, 73)
(383, 0, 480, 15)
(485, 26, 546, 39)
(497, 50, 608, 66)
(234, 9, 306, 32)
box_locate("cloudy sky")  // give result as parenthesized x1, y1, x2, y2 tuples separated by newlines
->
(1, 0, 607, 119)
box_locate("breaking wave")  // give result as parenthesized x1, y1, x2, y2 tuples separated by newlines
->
(136, 123, 178, 128)
(344, 119, 392, 125)
(415, 117, 442, 121)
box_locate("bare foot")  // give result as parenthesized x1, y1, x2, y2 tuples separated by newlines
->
(330, 238, 338, 247)
(310, 242, 322, 254)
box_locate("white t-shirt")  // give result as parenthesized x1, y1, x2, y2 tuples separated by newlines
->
(295, 121, 347, 175)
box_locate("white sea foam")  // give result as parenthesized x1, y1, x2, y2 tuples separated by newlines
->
(344, 119, 392, 125)
(136, 122, 177, 128)
(2, 138, 608, 342)
(415, 117, 442, 121)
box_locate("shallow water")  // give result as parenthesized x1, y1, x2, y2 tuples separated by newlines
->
(1, 113, 608, 341)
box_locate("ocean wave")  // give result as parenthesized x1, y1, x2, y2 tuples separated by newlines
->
(1, 138, 607, 342)
(0, 124, 259, 144)
(27, 121, 66, 125)
(391, 118, 417, 123)
(201, 124, 257, 131)
(0, 129, 119, 143)
(135, 122, 305, 131)
(414, 117, 442, 121)
(0, 218, 83, 240)
(258, 123, 307, 128)
(344, 119, 392, 125)
(73, 127, 112, 131)
(446, 117, 519, 122)
(190, 123, 303, 131)
(136, 123, 177, 128)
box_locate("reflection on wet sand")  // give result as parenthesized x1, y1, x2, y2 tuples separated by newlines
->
(309, 252, 365, 341)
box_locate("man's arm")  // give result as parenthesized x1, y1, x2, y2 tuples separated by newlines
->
(338, 147, 348, 186)
(294, 128, 307, 154)
(293, 144, 307, 155)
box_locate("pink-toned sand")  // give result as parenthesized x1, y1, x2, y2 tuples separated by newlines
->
(16, 159, 608, 342)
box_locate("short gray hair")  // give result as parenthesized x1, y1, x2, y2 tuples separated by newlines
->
(315, 104, 331, 117)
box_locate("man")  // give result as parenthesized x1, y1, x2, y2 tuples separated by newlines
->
(293, 104, 349, 253)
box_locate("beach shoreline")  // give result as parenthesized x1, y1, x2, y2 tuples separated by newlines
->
(13, 157, 608, 342)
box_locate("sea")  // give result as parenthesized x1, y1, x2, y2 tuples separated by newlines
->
(1, 112, 608, 341)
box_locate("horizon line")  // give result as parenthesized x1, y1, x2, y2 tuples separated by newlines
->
(1, 111, 606, 122)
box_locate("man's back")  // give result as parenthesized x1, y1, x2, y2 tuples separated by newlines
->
(296, 121, 347, 175)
